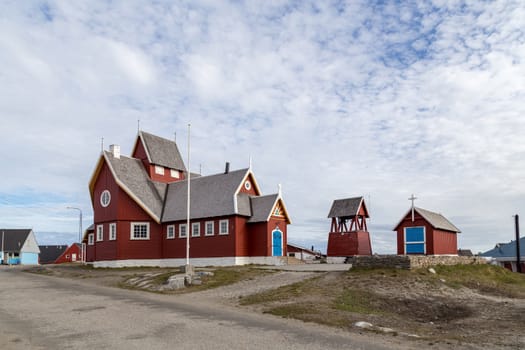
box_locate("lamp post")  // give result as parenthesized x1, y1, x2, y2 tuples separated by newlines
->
(67, 206, 83, 263)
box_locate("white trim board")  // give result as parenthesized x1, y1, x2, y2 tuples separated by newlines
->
(91, 256, 285, 268)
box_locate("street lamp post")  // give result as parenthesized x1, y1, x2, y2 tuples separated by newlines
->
(67, 207, 83, 263)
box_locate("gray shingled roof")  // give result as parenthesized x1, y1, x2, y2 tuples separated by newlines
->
(327, 197, 366, 218)
(394, 207, 461, 233)
(162, 169, 249, 221)
(414, 207, 461, 233)
(105, 151, 166, 221)
(0, 229, 31, 252)
(140, 131, 186, 171)
(237, 193, 252, 217)
(248, 194, 279, 223)
(39, 245, 68, 264)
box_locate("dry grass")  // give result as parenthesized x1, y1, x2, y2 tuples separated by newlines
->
(239, 264, 525, 347)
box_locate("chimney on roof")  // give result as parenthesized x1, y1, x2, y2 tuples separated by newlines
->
(224, 162, 230, 174)
(109, 144, 120, 159)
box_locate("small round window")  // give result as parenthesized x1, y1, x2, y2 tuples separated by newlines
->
(244, 181, 251, 190)
(100, 190, 111, 207)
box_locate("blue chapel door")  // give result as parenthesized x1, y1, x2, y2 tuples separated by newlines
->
(405, 227, 425, 254)
(272, 229, 283, 256)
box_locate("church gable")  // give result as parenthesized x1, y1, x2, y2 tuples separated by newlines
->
(236, 171, 261, 196)
(248, 195, 291, 224)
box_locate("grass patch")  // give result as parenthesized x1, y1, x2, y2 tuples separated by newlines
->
(431, 264, 525, 298)
(240, 276, 320, 305)
(335, 288, 386, 315)
(183, 266, 275, 292)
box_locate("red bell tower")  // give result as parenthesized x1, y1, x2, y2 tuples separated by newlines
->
(327, 196, 372, 257)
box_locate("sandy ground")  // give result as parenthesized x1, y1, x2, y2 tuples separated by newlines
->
(3, 264, 524, 349)
(0, 265, 412, 350)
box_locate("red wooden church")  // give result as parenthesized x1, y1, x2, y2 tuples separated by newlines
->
(326, 197, 372, 257)
(393, 206, 460, 255)
(84, 131, 291, 267)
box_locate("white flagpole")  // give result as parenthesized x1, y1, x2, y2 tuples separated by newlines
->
(186, 123, 191, 268)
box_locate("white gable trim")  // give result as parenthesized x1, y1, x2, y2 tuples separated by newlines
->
(392, 208, 419, 231)
(233, 169, 262, 215)
(234, 170, 262, 197)
(266, 197, 292, 224)
(102, 153, 161, 223)
(91, 256, 286, 268)
(131, 131, 154, 165)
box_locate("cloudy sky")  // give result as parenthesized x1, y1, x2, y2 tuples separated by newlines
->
(1, 1, 524, 254)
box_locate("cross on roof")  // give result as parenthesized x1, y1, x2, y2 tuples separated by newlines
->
(408, 194, 417, 222)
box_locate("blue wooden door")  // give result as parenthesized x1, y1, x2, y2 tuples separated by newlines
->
(272, 229, 282, 256)
(405, 227, 425, 254)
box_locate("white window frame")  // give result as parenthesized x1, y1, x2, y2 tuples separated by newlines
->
(170, 169, 179, 178)
(403, 226, 426, 254)
(179, 223, 187, 238)
(192, 222, 200, 237)
(154, 165, 165, 175)
(205, 221, 214, 236)
(88, 233, 94, 245)
(130, 222, 150, 240)
(109, 223, 117, 241)
(100, 190, 111, 207)
(219, 219, 229, 235)
(167, 225, 175, 239)
(96, 225, 103, 242)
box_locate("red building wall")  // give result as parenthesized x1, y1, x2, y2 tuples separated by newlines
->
(248, 222, 270, 256)
(117, 221, 163, 260)
(161, 217, 237, 259)
(432, 229, 458, 255)
(93, 163, 119, 223)
(327, 231, 371, 256)
(91, 160, 163, 261)
(396, 214, 458, 255)
(239, 174, 258, 195)
(55, 244, 82, 264)
(247, 217, 288, 257)
(271, 217, 288, 257)
(396, 216, 433, 254)
(235, 217, 250, 256)
(187, 218, 236, 258)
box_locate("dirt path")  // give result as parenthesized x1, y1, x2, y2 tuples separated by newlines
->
(0, 267, 411, 350)
(13, 264, 525, 349)
(185, 270, 318, 303)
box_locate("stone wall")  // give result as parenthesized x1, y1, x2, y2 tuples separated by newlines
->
(344, 255, 487, 270)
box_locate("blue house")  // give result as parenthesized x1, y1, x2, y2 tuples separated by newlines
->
(0, 229, 40, 265)
(481, 237, 525, 273)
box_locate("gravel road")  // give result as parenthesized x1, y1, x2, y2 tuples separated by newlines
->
(0, 266, 416, 350)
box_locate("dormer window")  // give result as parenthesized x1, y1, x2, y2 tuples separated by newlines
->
(155, 165, 165, 175)
(170, 169, 179, 178)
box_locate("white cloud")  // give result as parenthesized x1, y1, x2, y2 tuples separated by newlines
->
(0, 1, 524, 254)
(106, 39, 157, 86)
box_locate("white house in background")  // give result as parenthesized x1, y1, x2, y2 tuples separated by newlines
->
(286, 243, 321, 262)
(0, 229, 40, 265)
